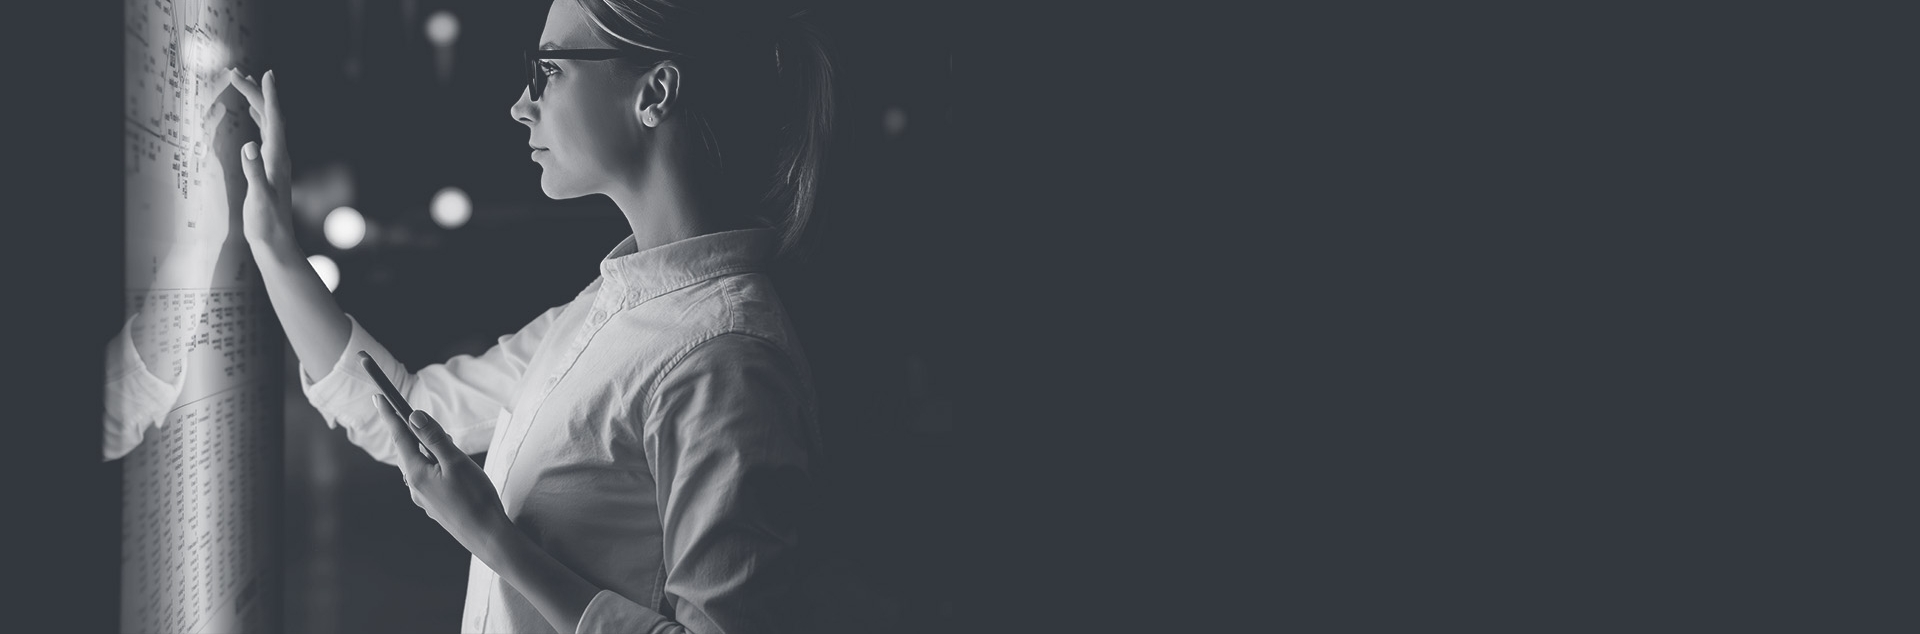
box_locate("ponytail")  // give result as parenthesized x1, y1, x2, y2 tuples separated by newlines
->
(765, 13, 834, 258)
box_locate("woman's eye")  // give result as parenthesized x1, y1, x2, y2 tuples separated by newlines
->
(538, 61, 560, 76)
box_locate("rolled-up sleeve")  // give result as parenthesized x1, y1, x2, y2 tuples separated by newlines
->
(299, 297, 573, 467)
(102, 313, 188, 462)
(577, 333, 814, 634)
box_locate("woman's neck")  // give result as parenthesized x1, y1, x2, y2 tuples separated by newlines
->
(607, 157, 721, 254)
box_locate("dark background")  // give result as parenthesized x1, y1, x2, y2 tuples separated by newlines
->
(14, 1, 1907, 632)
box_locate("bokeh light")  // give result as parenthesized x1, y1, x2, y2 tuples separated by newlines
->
(430, 187, 471, 229)
(307, 254, 341, 292)
(324, 206, 366, 250)
(425, 11, 460, 47)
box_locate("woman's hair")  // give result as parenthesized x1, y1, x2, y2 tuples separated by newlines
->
(577, 0, 835, 257)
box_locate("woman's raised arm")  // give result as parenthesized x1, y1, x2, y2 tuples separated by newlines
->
(225, 68, 352, 384)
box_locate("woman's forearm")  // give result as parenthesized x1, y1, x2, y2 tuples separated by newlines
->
(247, 232, 350, 383)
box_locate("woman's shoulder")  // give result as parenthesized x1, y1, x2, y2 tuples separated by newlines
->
(709, 272, 801, 354)
(715, 270, 790, 320)
(640, 277, 810, 391)
(630, 271, 799, 349)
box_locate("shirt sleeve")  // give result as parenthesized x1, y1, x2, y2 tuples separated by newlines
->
(102, 313, 188, 462)
(576, 334, 815, 634)
(298, 295, 576, 468)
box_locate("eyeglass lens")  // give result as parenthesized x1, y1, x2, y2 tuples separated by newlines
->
(528, 56, 545, 101)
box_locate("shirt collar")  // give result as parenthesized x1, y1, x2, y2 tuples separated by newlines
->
(598, 228, 778, 305)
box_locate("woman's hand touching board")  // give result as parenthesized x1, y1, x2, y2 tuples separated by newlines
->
(225, 68, 296, 248)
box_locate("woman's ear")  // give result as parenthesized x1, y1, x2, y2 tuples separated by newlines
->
(636, 61, 680, 128)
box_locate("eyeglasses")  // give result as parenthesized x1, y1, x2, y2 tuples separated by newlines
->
(523, 48, 675, 101)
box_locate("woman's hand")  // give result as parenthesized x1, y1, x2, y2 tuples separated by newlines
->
(372, 395, 513, 558)
(224, 68, 297, 248)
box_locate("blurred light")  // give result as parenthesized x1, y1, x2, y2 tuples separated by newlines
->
(307, 255, 341, 292)
(427, 11, 461, 84)
(425, 11, 460, 47)
(883, 106, 908, 139)
(324, 206, 366, 250)
(430, 187, 472, 229)
(186, 37, 232, 78)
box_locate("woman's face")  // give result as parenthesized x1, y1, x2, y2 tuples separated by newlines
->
(509, 0, 647, 200)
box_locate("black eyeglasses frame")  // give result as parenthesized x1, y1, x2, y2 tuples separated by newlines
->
(523, 48, 676, 101)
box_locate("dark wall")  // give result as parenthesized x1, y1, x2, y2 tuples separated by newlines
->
(19, 0, 128, 631)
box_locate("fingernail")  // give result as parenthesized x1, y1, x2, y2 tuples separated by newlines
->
(243, 143, 258, 160)
(409, 412, 424, 429)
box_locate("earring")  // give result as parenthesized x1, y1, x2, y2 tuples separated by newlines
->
(643, 112, 656, 126)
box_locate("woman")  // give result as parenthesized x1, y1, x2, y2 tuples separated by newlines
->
(229, 1, 832, 631)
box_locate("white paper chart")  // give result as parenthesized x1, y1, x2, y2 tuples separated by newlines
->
(120, 0, 281, 632)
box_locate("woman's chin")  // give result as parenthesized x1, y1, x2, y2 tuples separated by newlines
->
(537, 168, 604, 201)
(538, 175, 580, 200)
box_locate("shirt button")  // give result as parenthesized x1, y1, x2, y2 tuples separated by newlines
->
(589, 309, 606, 324)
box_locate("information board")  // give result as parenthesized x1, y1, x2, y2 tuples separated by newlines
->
(120, 0, 281, 631)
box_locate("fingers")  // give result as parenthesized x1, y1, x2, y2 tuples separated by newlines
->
(261, 70, 291, 190)
(373, 394, 429, 474)
(407, 410, 460, 463)
(226, 69, 261, 103)
(238, 142, 274, 200)
(224, 70, 267, 141)
(225, 68, 288, 185)
(260, 69, 280, 131)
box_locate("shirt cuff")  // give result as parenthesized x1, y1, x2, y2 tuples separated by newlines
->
(298, 313, 401, 431)
(103, 313, 186, 461)
(576, 589, 671, 634)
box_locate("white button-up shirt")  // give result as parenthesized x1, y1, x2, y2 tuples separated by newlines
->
(299, 228, 820, 633)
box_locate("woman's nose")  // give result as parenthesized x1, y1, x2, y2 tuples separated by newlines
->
(509, 87, 535, 125)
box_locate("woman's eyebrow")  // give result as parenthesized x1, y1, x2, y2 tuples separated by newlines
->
(539, 42, 562, 51)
